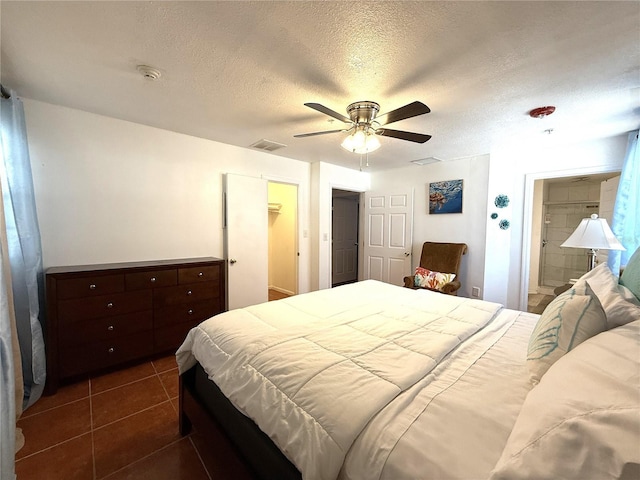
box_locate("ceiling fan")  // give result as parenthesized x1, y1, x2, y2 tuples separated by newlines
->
(294, 100, 432, 154)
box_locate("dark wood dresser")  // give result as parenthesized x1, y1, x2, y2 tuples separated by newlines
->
(45, 257, 225, 393)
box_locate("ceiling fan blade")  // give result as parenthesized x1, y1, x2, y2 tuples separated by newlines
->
(376, 101, 431, 126)
(304, 103, 352, 123)
(375, 128, 432, 143)
(294, 128, 348, 138)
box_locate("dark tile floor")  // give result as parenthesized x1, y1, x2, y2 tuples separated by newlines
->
(527, 293, 555, 314)
(16, 291, 292, 479)
(15, 356, 212, 480)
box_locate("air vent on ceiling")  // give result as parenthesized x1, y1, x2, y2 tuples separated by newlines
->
(250, 139, 287, 152)
(411, 157, 442, 166)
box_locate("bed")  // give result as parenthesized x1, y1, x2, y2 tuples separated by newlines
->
(176, 251, 640, 480)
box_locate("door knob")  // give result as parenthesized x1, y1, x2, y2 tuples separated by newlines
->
(229, 259, 237, 264)
(404, 252, 410, 257)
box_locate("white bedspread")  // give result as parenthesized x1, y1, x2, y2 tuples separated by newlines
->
(341, 308, 537, 480)
(177, 280, 505, 480)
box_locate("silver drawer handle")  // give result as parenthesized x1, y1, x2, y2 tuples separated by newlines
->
(187, 290, 192, 296)
(107, 302, 114, 308)
(198, 272, 204, 277)
(150, 277, 157, 283)
(188, 309, 194, 315)
(107, 325, 114, 331)
(89, 284, 97, 290)
(108, 347, 115, 353)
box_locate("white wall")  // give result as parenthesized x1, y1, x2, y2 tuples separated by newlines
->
(310, 162, 370, 291)
(23, 98, 630, 308)
(24, 99, 313, 293)
(369, 155, 490, 299)
(484, 134, 628, 309)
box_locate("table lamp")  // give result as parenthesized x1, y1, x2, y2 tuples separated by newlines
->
(561, 214, 625, 271)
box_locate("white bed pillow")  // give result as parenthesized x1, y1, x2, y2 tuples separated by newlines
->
(491, 320, 640, 480)
(580, 263, 640, 328)
(526, 285, 607, 384)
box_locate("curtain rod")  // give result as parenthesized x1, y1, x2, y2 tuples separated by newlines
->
(0, 83, 10, 99)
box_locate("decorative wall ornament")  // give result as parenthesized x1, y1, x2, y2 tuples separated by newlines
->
(428, 179, 463, 214)
(494, 194, 510, 208)
(491, 212, 498, 220)
(499, 219, 511, 230)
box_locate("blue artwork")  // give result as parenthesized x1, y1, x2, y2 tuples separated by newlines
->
(429, 179, 463, 214)
(491, 213, 498, 220)
(499, 219, 510, 230)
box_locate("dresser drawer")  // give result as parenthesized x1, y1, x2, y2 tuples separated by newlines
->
(58, 290, 152, 323)
(154, 299, 220, 327)
(59, 332, 153, 378)
(45, 257, 224, 393)
(56, 274, 124, 300)
(178, 265, 221, 285)
(125, 269, 177, 290)
(59, 311, 153, 347)
(153, 282, 216, 308)
(154, 321, 200, 352)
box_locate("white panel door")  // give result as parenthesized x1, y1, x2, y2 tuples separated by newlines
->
(332, 196, 358, 285)
(363, 189, 413, 286)
(224, 173, 268, 309)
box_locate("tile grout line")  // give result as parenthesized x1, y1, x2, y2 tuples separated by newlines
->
(98, 437, 187, 480)
(189, 436, 213, 480)
(19, 392, 90, 420)
(90, 378, 97, 480)
(22, 366, 169, 420)
(17, 360, 179, 478)
(14, 393, 93, 463)
(92, 398, 174, 432)
(14, 431, 91, 462)
(152, 358, 179, 412)
(91, 372, 157, 396)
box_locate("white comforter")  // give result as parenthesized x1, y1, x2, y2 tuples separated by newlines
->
(177, 280, 505, 480)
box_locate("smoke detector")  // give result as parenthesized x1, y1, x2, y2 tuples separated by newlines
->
(529, 106, 556, 118)
(136, 65, 162, 81)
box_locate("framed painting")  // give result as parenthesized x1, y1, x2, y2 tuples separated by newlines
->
(428, 179, 463, 214)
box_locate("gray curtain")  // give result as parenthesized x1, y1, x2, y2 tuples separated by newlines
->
(0, 89, 46, 411)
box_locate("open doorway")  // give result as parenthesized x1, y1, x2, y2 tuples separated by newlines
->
(268, 182, 298, 301)
(526, 172, 619, 313)
(332, 189, 360, 287)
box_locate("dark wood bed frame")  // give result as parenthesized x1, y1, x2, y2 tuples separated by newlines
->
(179, 363, 302, 480)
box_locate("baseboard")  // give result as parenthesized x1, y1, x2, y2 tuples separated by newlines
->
(268, 285, 295, 296)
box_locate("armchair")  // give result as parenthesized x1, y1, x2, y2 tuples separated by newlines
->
(403, 241, 468, 295)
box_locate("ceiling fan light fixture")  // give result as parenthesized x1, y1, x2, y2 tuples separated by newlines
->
(341, 127, 380, 154)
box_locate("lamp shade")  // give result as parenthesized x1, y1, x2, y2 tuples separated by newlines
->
(561, 214, 626, 251)
(341, 129, 381, 154)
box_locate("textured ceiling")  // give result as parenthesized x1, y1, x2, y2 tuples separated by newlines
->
(1, 1, 639, 171)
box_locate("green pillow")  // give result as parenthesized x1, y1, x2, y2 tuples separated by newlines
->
(620, 247, 640, 302)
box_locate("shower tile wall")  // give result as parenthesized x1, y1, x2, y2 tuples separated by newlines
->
(542, 181, 600, 287)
